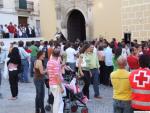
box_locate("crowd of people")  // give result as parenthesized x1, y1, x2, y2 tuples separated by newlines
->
(0, 22, 36, 38)
(0, 37, 150, 113)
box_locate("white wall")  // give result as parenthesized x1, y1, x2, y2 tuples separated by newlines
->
(0, 13, 18, 25)
(92, 0, 122, 41)
(3, 0, 15, 12)
(33, 0, 40, 15)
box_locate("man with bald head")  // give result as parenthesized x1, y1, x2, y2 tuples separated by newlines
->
(111, 56, 133, 113)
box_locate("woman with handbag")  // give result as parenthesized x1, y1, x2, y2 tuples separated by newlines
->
(78, 44, 91, 99)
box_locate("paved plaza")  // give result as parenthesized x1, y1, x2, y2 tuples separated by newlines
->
(0, 78, 113, 113)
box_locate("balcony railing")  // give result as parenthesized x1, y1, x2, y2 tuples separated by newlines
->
(0, 0, 3, 8)
(15, 0, 34, 12)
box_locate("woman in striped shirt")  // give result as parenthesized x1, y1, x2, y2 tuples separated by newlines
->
(47, 48, 64, 113)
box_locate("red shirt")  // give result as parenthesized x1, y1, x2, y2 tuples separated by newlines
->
(7, 25, 15, 33)
(26, 49, 32, 53)
(127, 55, 139, 69)
(143, 50, 148, 55)
(147, 48, 150, 56)
(114, 41, 118, 49)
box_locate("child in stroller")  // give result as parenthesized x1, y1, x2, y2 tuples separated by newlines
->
(45, 64, 88, 113)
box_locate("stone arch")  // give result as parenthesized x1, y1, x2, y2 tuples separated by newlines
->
(66, 7, 87, 26)
(66, 9, 86, 42)
(61, 7, 87, 28)
(60, 8, 87, 41)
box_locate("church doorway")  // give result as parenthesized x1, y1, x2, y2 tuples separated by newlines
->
(67, 10, 86, 42)
(18, 16, 28, 26)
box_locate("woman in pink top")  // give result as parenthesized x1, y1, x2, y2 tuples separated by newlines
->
(47, 48, 64, 113)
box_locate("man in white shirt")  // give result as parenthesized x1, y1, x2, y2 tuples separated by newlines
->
(103, 42, 114, 86)
(65, 43, 77, 71)
(39, 41, 44, 51)
(121, 44, 130, 58)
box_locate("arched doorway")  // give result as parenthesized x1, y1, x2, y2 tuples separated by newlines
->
(67, 10, 86, 42)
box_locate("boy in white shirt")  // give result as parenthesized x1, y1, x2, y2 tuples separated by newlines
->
(65, 43, 77, 71)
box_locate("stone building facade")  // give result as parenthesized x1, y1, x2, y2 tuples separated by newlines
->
(40, 0, 122, 41)
(41, 0, 150, 41)
(0, 0, 40, 36)
(122, 0, 150, 41)
(55, 0, 93, 41)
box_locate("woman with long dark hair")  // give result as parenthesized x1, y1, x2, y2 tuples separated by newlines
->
(8, 47, 21, 100)
(34, 51, 46, 113)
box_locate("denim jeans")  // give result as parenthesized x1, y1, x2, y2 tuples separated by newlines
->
(0, 63, 4, 86)
(90, 68, 100, 97)
(30, 57, 36, 77)
(43, 58, 48, 69)
(67, 62, 76, 72)
(34, 79, 45, 113)
(0, 69, 1, 95)
(0, 63, 4, 93)
(22, 33, 28, 38)
(21, 59, 29, 82)
(113, 99, 133, 113)
(9, 33, 14, 38)
(0, 69, 1, 86)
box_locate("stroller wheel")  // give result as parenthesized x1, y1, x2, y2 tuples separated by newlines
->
(71, 105, 78, 112)
(45, 105, 51, 111)
(81, 107, 88, 113)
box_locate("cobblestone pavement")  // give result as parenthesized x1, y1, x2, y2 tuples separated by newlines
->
(0, 79, 113, 113)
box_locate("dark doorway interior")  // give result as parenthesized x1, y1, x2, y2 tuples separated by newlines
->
(67, 10, 86, 42)
(18, 16, 28, 26)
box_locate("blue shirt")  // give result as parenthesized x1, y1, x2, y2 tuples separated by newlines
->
(18, 47, 29, 60)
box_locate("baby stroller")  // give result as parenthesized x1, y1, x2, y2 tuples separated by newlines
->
(45, 66, 89, 113)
